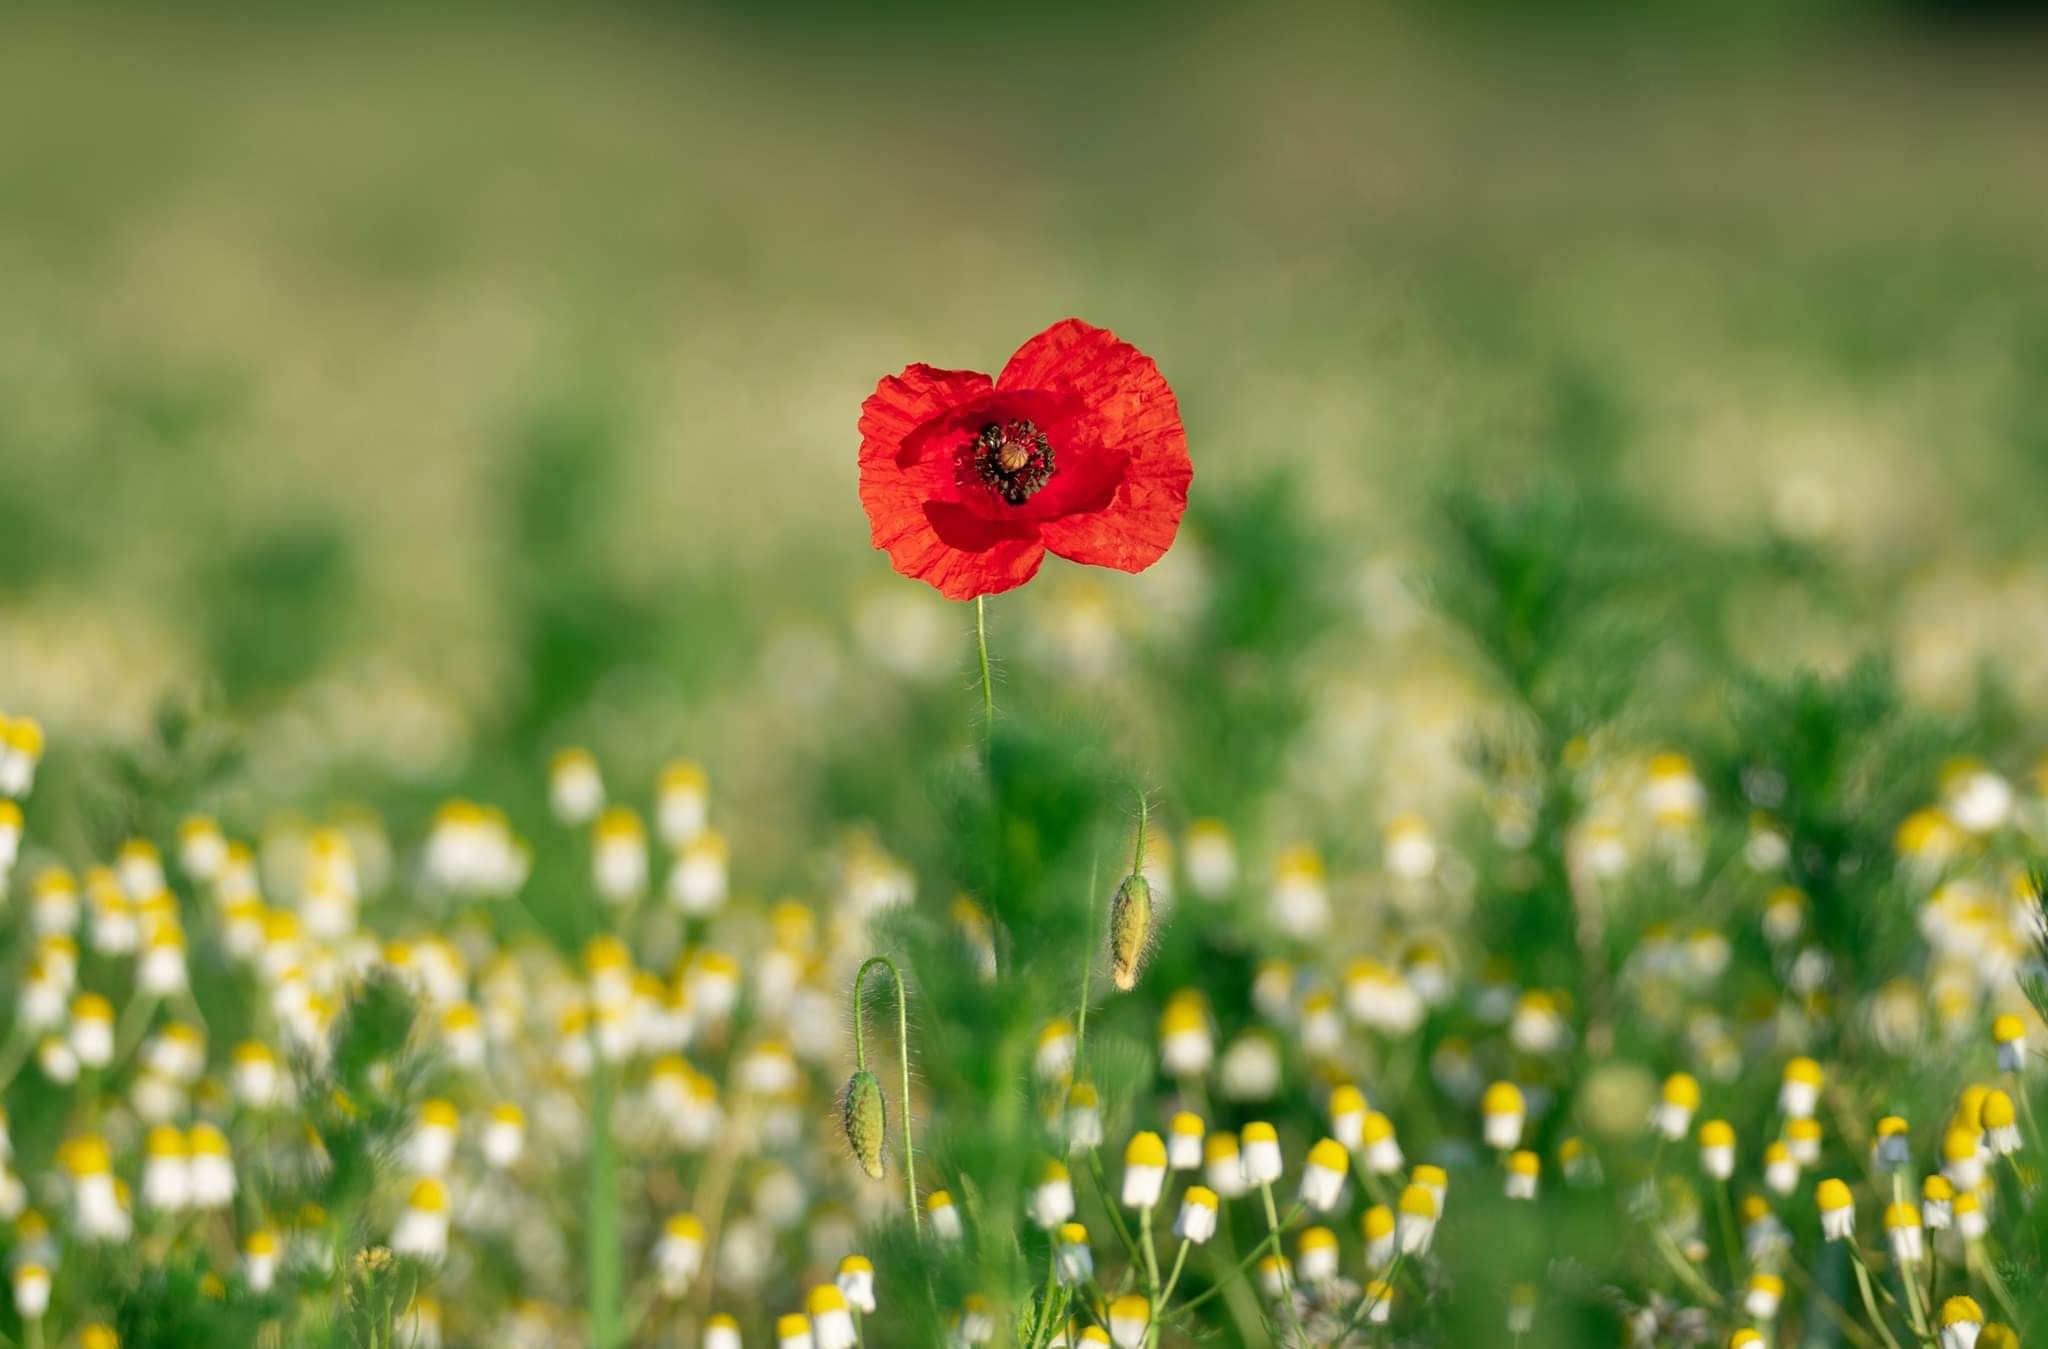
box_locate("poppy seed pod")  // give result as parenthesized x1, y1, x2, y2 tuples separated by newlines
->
(842, 1070, 886, 1180)
(1109, 874, 1152, 993)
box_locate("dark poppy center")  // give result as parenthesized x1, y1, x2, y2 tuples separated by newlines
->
(970, 420, 1056, 505)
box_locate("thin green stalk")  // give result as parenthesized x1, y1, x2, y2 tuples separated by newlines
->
(1331, 1251, 1406, 1342)
(1896, 1256, 1932, 1346)
(1714, 1179, 1742, 1289)
(1785, 1257, 1882, 1349)
(1028, 1244, 1062, 1349)
(854, 956, 920, 1234)
(1158, 1239, 1192, 1306)
(1190, 1212, 1269, 1346)
(2010, 1070, 2046, 1160)
(1849, 1248, 1904, 1349)
(621, 1286, 659, 1344)
(1131, 792, 1148, 876)
(1139, 1201, 1162, 1291)
(2001, 1152, 2035, 1215)
(0, 1031, 25, 1095)
(687, 1095, 753, 1324)
(587, 1066, 622, 1349)
(1081, 1279, 1118, 1331)
(1172, 1200, 1304, 1316)
(975, 595, 995, 753)
(1084, 1149, 1145, 1269)
(1138, 1202, 1163, 1349)
(109, 992, 162, 1074)
(1964, 1240, 2021, 1325)
(1259, 1183, 1309, 1342)
(1647, 1225, 1721, 1307)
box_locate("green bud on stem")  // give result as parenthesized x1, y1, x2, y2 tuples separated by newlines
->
(842, 1068, 887, 1179)
(1109, 873, 1152, 992)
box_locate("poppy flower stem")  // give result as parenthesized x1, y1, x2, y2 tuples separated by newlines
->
(1075, 852, 1100, 1065)
(1131, 791, 1148, 875)
(975, 595, 995, 755)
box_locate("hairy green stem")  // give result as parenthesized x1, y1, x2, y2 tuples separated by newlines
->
(975, 595, 995, 753)
(1131, 791, 1148, 875)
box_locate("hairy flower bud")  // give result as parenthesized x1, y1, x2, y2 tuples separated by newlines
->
(842, 1070, 886, 1179)
(1110, 874, 1153, 992)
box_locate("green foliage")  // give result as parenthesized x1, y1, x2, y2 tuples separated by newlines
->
(198, 523, 356, 707)
(1429, 483, 1665, 743)
(501, 404, 654, 737)
(73, 695, 243, 855)
(101, 1254, 271, 1349)
(1149, 473, 1340, 818)
(1710, 658, 1960, 991)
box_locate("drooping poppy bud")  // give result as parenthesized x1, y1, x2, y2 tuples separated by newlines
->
(1110, 874, 1152, 992)
(842, 1070, 886, 1179)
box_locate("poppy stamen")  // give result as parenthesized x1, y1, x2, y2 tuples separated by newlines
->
(971, 420, 1056, 505)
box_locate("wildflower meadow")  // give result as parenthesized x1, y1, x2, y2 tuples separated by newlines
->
(6, 4, 2048, 1347)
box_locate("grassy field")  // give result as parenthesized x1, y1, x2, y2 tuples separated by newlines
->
(2, 4, 2048, 1346)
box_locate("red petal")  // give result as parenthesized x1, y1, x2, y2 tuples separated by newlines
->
(1000, 319, 1191, 572)
(858, 363, 1046, 599)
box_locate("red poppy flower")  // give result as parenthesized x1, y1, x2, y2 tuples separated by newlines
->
(858, 318, 1191, 600)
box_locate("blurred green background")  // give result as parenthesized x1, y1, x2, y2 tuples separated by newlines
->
(4, 0, 2048, 806)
